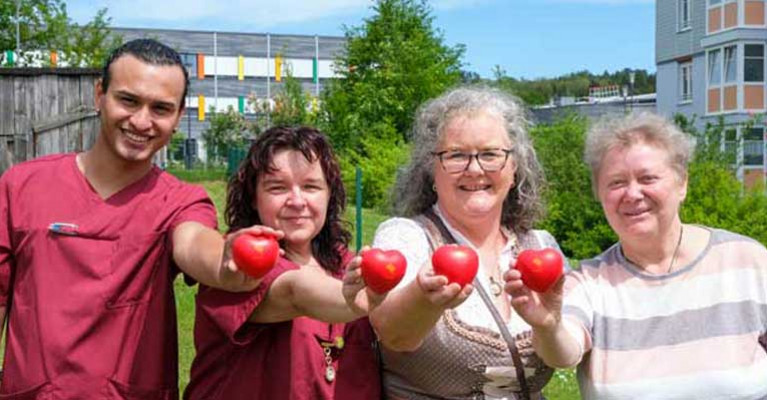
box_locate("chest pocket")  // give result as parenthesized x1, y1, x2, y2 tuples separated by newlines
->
(104, 231, 167, 308)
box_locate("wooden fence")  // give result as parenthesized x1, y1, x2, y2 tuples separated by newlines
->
(0, 68, 102, 173)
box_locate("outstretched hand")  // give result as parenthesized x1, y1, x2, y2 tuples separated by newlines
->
(416, 264, 473, 309)
(342, 247, 388, 316)
(504, 268, 564, 330)
(219, 225, 285, 292)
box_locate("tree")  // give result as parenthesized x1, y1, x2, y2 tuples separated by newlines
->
(321, 0, 465, 150)
(532, 114, 615, 260)
(0, 0, 120, 67)
(269, 73, 318, 127)
(201, 107, 253, 166)
(320, 0, 464, 209)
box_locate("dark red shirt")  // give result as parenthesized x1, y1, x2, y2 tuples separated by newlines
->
(0, 154, 217, 399)
(185, 254, 381, 400)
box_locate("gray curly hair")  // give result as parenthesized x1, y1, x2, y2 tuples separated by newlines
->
(392, 86, 545, 233)
(584, 112, 696, 194)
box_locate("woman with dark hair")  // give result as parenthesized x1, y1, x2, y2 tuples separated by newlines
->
(184, 126, 382, 400)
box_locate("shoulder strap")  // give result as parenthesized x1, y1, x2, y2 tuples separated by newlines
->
(419, 209, 531, 400)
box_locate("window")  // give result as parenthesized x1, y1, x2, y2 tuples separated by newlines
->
(724, 46, 737, 83)
(678, 0, 691, 30)
(709, 49, 722, 85)
(708, 0, 722, 4)
(679, 62, 693, 102)
(745, 44, 764, 83)
(180, 53, 197, 78)
(724, 128, 738, 162)
(744, 127, 764, 166)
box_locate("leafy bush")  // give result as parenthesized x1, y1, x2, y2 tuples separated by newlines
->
(531, 114, 615, 260)
(339, 123, 410, 211)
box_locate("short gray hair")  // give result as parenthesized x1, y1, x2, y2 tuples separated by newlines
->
(584, 112, 696, 192)
(392, 86, 545, 233)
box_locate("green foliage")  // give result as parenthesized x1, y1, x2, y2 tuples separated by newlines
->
(339, 123, 411, 211)
(319, 0, 463, 210)
(201, 106, 253, 166)
(532, 114, 615, 260)
(269, 73, 319, 127)
(0, 0, 120, 67)
(492, 67, 655, 106)
(677, 114, 767, 245)
(321, 0, 465, 150)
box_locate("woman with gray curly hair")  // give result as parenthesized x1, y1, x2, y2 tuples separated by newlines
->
(506, 112, 767, 399)
(369, 86, 568, 400)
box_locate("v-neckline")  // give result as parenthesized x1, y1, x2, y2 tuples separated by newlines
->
(71, 154, 159, 205)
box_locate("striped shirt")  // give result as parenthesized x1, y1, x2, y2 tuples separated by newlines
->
(562, 227, 767, 399)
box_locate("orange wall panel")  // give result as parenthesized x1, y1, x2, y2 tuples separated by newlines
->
(745, 84, 765, 109)
(723, 86, 738, 110)
(724, 3, 738, 28)
(708, 88, 721, 113)
(709, 7, 722, 32)
(745, 1, 765, 25)
(744, 169, 765, 189)
(196, 53, 205, 80)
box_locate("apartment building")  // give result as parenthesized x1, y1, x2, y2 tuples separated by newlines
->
(656, 0, 766, 185)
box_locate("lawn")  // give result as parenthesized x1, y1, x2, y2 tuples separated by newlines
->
(174, 180, 580, 399)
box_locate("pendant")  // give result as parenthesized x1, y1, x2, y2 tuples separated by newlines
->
(489, 277, 503, 297)
(325, 365, 336, 382)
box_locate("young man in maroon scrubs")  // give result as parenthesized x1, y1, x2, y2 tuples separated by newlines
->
(0, 39, 266, 399)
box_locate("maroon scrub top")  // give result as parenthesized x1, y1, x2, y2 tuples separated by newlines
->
(185, 253, 381, 400)
(0, 154, 217, 399)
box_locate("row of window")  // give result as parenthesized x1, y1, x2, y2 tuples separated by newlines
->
(708, 44, 764, 85)
(677, 43, 765, 109)
(724, 126, 765, 166)
(677, 0, 766, 32)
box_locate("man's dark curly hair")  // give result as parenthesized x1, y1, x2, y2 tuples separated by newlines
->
(226, 126, 350, 272)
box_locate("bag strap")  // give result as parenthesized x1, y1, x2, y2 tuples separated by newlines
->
(419, 209, 531, 400)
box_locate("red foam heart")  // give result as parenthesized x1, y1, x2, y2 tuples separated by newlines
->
(360, 249, 407, 293)
(431, 244, 479, 288)
(231, 234, 280, 279)
(515, 248, 563, 292)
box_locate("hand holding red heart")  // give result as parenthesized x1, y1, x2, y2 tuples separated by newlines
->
(431, 244, 479, 287)
(514, 248, 564, 293)
(360, 249, 407, 294)
(231, 233, 281, 279)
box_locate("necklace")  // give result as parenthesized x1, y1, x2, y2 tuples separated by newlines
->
(488, 276, 503, 296)
(667, 225, 684, 274)
(487, 229, 519, 297)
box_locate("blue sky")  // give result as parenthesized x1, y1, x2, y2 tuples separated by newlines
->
(66, 0, 655, 79)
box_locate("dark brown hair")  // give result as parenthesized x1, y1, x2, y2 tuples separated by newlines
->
(226, 126, 350, 272)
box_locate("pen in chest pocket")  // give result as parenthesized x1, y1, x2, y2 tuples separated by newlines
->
(48, 222, 79, 236)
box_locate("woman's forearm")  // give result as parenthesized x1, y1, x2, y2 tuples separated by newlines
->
(532, 322, 583, 368)
(369, 280, 444, 352)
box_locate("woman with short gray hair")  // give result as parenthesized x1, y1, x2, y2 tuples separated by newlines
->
(369, 86, 567, 400)
(506, 111, 767, 399)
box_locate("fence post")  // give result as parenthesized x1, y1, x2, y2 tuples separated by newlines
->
(355, 165, 362, 252)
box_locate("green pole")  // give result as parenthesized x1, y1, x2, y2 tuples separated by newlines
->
(355, 165, 362, 252)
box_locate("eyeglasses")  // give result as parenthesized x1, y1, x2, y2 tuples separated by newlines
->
(431, 149, 513, 173)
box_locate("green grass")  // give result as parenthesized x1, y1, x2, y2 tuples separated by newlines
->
(175, 180, 580, 399)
